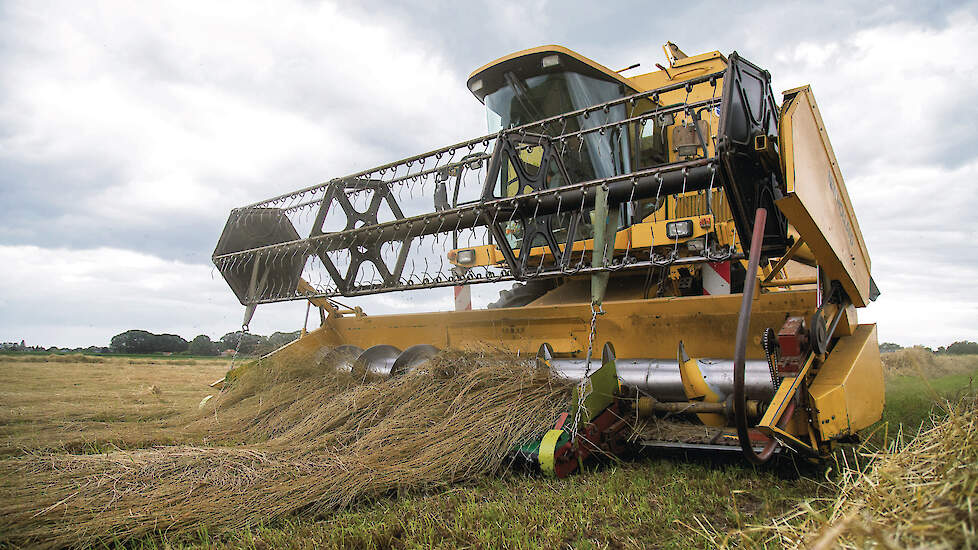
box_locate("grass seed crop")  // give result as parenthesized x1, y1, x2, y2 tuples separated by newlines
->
(0, 348, 975, 548)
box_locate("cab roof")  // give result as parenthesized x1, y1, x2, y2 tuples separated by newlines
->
(466, 45, 638, 103)
(467, 45, 728, 102)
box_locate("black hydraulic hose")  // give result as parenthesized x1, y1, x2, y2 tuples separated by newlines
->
(734, 207, 778, 465)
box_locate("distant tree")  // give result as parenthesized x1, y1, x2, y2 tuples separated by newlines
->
(110, 330, 157, 353)
(267, 331, 301, 348)
(254, 331, 301, 355)
(219, 332, 238, 352)
(219, 331, 267, 355)
(156, 333, 189, 353)
(110, 330, 189, 354)
(879, 342, 903, 353)
(945, 341, 978, 355)
(188, 335, 219, 356)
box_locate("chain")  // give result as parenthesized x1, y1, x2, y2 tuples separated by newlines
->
(570, 303, 602, 441)
(762, 327, 781, 390)
(227, 323, 247, 375)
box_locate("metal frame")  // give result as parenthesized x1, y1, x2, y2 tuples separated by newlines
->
(481, 132, 582, 278)
(308, 179, 412, 294)
(213, 53, 792, 303)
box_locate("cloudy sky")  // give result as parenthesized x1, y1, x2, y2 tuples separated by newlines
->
(1, 1, 976, 348)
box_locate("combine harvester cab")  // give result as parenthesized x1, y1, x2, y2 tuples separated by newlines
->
(212, 43, 883, 474)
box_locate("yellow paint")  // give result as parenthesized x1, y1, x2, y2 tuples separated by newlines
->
(265, 290, 819, 370)
(767, 425, 816, 453)
(758, 354, 815, 429)
(677, 351, 726, 427)
(238, 46, 886, 456)
(449, 215, 716, 268)
(574, 357, 619, 423)
(539, 429, 565, 477)
(808, 324, 884, 439)
(777, 86, 873, 307)
(468, 44, 637, 91)
(631, 215, 714, 247)
(629, 51, 727, 91)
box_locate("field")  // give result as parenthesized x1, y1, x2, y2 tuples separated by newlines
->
(0, 354, 226, 457)
(0, 350, 975, 548)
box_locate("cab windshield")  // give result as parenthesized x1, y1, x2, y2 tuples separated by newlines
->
(483, 71, 633, 251)
(485, 71, 631, 183)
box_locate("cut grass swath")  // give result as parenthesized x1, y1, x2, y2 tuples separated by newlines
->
(703, 395, 978, 549)
(0, 350, 572, 548)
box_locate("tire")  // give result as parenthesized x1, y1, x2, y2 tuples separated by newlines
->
(487, 279, 557, 309)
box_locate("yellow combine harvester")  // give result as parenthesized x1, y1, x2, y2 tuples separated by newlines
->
(213, 43, 883, 474)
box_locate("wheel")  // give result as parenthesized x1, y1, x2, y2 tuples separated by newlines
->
(487, 279, 557, 309)
(809, 310, 828, 355)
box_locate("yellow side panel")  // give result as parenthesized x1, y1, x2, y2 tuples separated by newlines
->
(628, 51, 727, 92)
(450, 215, 715, 269)
(759, 354, 814, 429)
(777, 86, 873, 307)
(630, 215, 712, 247)
(270, 290, 819, 363)
(808, 324, 884, 439)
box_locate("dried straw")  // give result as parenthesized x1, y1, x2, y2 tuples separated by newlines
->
(0, 350, 571, 548)
(881, 347, 978, 379)
(705, 396, 978, 548)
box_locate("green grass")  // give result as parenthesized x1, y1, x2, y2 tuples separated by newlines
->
(873, 370, 977, 445)
(0, 351, 230, 360)
(100, 368, 971, 550)
(8, 354, 973, 549)
(113, 460, 820, 550)
(91, 353, 231, 360)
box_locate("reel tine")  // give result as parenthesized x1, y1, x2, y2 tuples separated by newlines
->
(214, 71, 732, 300)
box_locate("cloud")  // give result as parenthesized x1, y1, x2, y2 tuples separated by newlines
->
(0, 1, 482, 263)
(1, 1, 976, 348)
(0, 244, 467, 348)
(757, 13, 978, 345)
(0, 245, 245, 347)
(766, 12, 978, 174)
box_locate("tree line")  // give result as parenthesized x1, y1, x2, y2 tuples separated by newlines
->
(106, 330, 300, 356)
(7, 335, 978, 357)
(879, 341, 978, 355)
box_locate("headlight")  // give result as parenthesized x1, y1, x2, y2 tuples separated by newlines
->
(665, 220, 694, 239)
(541, 54, 560, 68)
(457, 249, 476, 264)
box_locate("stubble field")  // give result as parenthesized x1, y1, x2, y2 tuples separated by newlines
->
(0, 349, 974, 549)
